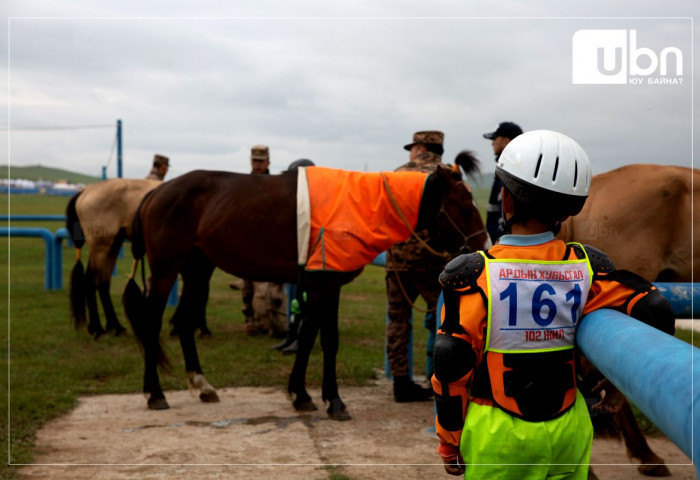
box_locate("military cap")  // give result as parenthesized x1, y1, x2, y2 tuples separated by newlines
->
(153, 154, 169, 166)
(251, 145, 270, 160)
(403, 131, 445, 151)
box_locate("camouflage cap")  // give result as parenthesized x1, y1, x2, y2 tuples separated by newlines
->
(153, 154, 169, 166)
(403, 131, 445, 151)
(251, 145, 270, 161)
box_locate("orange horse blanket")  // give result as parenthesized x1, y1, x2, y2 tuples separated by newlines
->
(301, 167, 428, 272)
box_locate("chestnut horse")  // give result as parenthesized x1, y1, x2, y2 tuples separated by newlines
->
(559, 163, 697, 477)
(66, 178, 162, 338)
(123, 163, 488, 419)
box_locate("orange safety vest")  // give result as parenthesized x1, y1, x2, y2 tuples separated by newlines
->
(303, 167, 428, 272)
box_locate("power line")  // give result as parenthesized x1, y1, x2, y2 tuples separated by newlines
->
(0, 124, 115, 131)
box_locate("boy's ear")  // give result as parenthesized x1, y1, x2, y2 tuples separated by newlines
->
(501, 186, 514, 216)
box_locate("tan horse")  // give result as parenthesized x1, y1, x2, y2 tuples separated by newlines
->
(66, 178, 162, 338)
(559, 163, 698, 282)
(558, 163, 697, 477)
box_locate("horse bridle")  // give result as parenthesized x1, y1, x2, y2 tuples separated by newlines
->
(381, 172, 486, 259)
(437, 205, 487, 254)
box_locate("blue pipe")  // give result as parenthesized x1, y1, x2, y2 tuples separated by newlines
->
(53, 228, 73, 289)
(577, 309, 699, 472)
(3, 215, 67, 222)
(654, 283, 699, 317)
(0, 227, 55, 290)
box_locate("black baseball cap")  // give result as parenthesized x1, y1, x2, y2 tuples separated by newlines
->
(483, 122, 523, 140)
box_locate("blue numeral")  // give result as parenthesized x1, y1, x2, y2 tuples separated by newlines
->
(532, 284, 557, 326)
(499, 282, 582, 326)
(500, 282, 518, 325)
(566, 284, 582, 324)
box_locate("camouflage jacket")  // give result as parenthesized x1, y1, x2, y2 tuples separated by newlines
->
(386, 152, 448, 272)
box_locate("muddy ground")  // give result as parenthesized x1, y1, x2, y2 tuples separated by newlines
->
(16, 374, 695, 480)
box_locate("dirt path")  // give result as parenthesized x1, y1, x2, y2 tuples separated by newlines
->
(18, 376, 696, 480)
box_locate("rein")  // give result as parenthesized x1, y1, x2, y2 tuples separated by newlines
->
(437, 206, 487, 247)
(380, 172, 452, 260)
(392, 270, 437, 313)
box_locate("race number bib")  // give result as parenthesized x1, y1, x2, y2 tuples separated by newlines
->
(486, 259, 591, 353)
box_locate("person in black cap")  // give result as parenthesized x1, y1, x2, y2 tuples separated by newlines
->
(483, 122, 523, 243)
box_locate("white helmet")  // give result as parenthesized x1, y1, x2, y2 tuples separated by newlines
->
(495, 130, 591, 217)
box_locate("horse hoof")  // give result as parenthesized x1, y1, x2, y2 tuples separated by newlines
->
(110, 326, 127, 336)
(148, 397, 170, 410)
(293, 398, 318, 412)
(637, 464, 671, 477)
(199, 391, 220, 403)
(198, 330, 212, 339)
(326, 398, 351, 421)
(92, 330, 107, 341)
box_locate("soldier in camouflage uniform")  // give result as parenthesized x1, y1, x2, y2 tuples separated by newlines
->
(145, 154, 169, 181)
(386, 130, 447, 402)
(239, 145, 286, 337)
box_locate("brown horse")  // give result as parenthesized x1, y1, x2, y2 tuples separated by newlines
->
(66, 178, 162, 338)
(559, 164, 697, 477)
(123, 163, 488, 419)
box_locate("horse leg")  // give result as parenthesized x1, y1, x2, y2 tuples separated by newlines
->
(97, 280, 126, 336)
(288, 295, 321, 413)
(318, 286, 351, 421)
(100, 237, 128, 335)
(84, 266, 106, 339)
(141, 280, 173, 410)
(617, 401, 670, 477)
(174, 250, 218, 403)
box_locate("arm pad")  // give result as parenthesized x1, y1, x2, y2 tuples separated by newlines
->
(433, 333, 475, 384)
(630, 289, 675, 335)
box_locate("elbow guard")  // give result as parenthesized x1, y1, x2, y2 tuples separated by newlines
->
(630, 289, 675, 335)
(581, 244, 615, 276)
(433, 334, 475, 432)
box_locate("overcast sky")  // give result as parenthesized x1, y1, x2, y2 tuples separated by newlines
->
(1, 1, 696, 183)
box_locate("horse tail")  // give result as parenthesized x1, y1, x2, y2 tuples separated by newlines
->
(453, 150, 481, 182)
(66, 191, 88, 329)
(130, 190, 152, 261)
(122, 192, 170, 369)
(66, 191, 86, 248)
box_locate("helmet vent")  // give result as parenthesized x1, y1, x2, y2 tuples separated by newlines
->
(552, 156, 560, 181)
(534, 154, 543, 178)
(573, 160, 579, 187)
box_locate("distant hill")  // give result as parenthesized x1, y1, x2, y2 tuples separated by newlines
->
(2, 165, 101, 185)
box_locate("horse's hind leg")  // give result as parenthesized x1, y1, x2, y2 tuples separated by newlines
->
(100, 230, 127, 335)
(142, 280, 173, 410)
(617, 401, 670, 476)
(84, 267, 106, 339)
(173, 250, 218, 403)
(98, 281, 126, 336)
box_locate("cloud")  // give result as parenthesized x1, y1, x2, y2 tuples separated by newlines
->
(1, 6, 694, 180)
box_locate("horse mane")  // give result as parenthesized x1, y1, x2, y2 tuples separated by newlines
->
(453, 150, 481, 183)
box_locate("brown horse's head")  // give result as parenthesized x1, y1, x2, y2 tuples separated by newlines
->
(417, 153, 489, 257)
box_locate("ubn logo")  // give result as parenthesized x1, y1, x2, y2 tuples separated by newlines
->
(572, 29, 683, 84)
